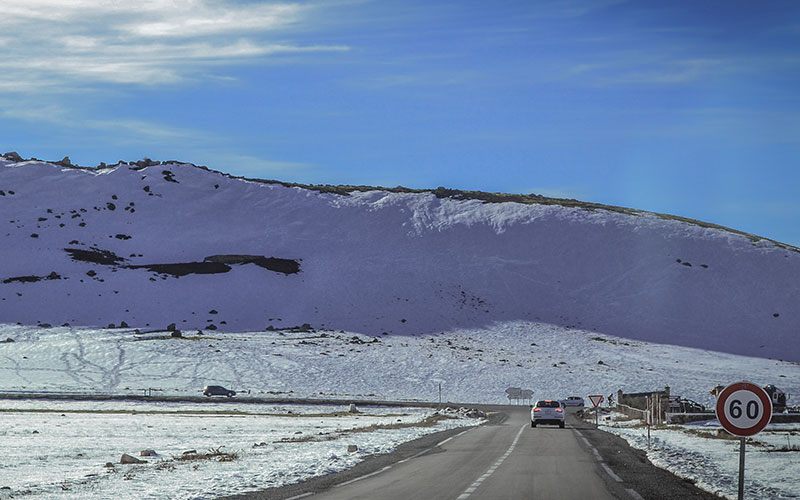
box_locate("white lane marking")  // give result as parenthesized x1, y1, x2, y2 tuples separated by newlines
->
(437, 436, 453, 447)
(592, 448, 603, 461)
(626, 488, 645, 500)
(285, 493, 313, 500)
(456, 424, 526, 499)
(601, 463, 623, 482)
(334, 466, 392, 488)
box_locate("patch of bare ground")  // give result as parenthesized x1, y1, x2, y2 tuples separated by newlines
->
(274, 413, 459, 444)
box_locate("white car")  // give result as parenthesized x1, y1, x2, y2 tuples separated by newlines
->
(560, 396, 585, 407)
(531, 399, 565, 428)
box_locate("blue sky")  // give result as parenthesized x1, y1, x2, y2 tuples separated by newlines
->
(1, 0, 799, 245)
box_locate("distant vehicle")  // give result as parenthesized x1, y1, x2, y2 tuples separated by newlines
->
(531, 399, 565, 428)
(763, 384, 787, 410)
(560, 396, 585, 407)
(668, 397, 706, 413)
(203, 385, 236, 397)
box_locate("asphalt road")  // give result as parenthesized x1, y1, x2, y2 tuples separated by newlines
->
(224, 406, 722, 500)
(314, 407, 622, 500)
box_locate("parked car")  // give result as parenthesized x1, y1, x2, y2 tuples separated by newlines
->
(531, 399, 565, 428)
(560, 396, 585, 407)
(203, 385, 236, 397)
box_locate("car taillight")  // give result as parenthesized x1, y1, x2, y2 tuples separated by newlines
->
(533, 408, 541, 412)
(555, 408, 563, 413)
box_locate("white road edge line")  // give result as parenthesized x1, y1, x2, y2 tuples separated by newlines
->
(456, 424, 526, 500)
(437, 436, 453, 447)
(601, 463, 623, 482)
(285, 493, 314, 500)
(334, 465, 392, 488)
(626, 488, 645, 500)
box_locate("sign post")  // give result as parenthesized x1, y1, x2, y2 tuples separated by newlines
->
(588, 394, 604, 428)
(714, 381, 773, 500)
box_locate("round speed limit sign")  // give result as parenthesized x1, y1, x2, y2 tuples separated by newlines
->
(715, 381, 772, 437)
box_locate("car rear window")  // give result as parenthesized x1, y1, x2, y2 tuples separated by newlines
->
(536, 400, 561, 408)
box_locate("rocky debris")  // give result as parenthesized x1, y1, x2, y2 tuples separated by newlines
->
(140, 449, 158, 457)
(182, 450, 197, 457)
(133, 158, 161, 168)
(347, 445, 358, 453)
(120, 453, 145, 464)
(56, 156, 72, 167)
(104, 462, 115, 468)
(2, 338, 13, 343)
(348, 403, 359, 413)
(437, 407, 487, 419)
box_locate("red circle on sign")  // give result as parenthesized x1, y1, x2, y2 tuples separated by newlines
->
(715, 382, 772, 436)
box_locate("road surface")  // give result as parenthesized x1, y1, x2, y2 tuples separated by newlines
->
(224, 406, 719, 500)
(310, 407, 618, 500)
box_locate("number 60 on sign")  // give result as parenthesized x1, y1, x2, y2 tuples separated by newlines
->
(715, 381, 772, 437)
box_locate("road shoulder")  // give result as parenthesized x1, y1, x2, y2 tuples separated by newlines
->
(572, 417, 723, 500)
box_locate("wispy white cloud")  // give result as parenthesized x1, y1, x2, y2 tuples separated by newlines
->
(0, 1, 349, 90)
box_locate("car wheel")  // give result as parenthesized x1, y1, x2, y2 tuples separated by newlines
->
(559, 422, 565, 428)
(532, 421, 537, 428)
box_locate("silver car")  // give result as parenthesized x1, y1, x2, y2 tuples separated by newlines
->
(531, 399, 565, 428)
(560, 396, 585, 407)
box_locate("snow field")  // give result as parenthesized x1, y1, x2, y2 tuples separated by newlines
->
(0, 401, 479, 499)
(601, 416, 800, 499)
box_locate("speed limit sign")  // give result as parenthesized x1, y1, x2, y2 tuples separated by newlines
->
(715, 381, 772, 437)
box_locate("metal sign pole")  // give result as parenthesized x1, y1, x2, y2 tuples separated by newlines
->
(738, 437, 745, 500)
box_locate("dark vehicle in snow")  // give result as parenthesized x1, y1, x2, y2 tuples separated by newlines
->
(203, 385, 236, 397)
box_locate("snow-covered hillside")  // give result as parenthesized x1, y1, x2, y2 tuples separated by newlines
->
(1, 155, 798, 361)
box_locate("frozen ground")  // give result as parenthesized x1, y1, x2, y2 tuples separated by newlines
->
(0, 399, 480, 499)
(1, 321, 799, 499)
(601, 414, 800, 499)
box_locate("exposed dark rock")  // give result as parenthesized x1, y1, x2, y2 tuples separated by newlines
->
(3, 275, 42, 284)
(204, 254, 300, 274)
(162, 170, 179, 183)
(3, 152, 23, 162)
(128, 261, 231, 277)
(64, 247, 127, 266)
(120, 453, 145, 464)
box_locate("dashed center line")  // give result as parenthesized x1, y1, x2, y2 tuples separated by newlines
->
(456, 424, 526, 500)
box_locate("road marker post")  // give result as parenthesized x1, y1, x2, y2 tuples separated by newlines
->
(588, 394, 604, 428)
(714, 381, 772, 500)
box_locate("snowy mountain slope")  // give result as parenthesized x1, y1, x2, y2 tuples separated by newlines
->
(1, 155, 798, 361)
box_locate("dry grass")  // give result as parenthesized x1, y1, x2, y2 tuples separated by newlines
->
(175, 447, 238, 462)
(273, 413, 456, 444)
